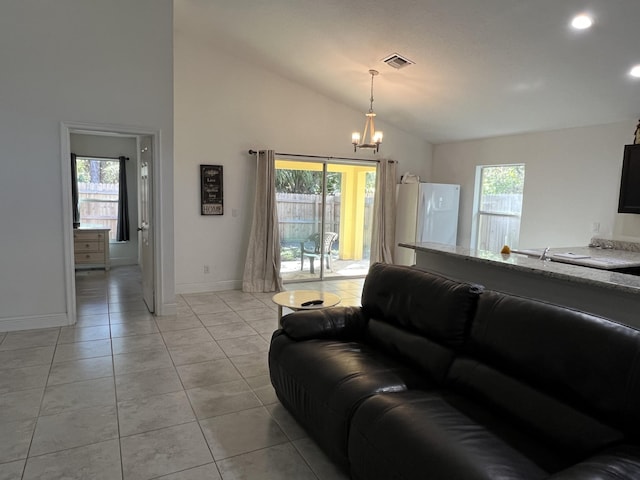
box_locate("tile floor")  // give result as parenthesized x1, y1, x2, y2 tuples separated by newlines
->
(0, 266, 364, 480)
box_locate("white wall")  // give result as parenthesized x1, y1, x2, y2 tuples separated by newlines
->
(70, 134, 139, 266)
(432, 120, 639, 249)
(0, 0, 174, 330)
(174, 29, 432, 293)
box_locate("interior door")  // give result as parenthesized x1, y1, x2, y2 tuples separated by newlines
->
(139, 136, 154, 312)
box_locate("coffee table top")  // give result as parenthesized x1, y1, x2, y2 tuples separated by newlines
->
(272, 290, 341, 311)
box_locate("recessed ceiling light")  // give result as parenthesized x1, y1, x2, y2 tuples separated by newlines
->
(571, 14, 593, 30)
(630, 65, 640, 78)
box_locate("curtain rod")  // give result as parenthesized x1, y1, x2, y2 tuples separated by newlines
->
(73, 154, 129, 161)
(247, 150, 397, 164)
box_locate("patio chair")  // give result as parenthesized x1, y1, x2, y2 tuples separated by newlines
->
(300, 232, 338, 274)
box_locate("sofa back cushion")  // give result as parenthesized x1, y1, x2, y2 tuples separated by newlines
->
(361, 263, 483, 382)
(448, 290, 640, 458)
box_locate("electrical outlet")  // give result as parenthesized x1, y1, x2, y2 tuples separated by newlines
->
(203, 265, 210, 274)
(591, 222, 600, 233)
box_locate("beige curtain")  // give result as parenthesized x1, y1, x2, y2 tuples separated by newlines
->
(242, 150, 283, 292)
(370, 159, 397, 264)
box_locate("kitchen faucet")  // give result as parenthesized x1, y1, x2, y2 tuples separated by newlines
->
(540, 247, 550, 261)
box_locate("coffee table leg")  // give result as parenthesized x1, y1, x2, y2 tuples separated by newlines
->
(278, 305, 283, 324)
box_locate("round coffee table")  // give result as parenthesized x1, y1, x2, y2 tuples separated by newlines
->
(272, 290, 341, 323)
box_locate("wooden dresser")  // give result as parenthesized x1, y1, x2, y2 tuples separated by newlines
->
(74, 227, 111, 270)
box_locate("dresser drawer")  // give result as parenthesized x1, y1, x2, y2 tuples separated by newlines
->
(75, 252, 106, 264)
(74, 231, 106, 241)
(74, 240, 104, 253)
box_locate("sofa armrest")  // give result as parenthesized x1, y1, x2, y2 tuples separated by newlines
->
(280, 306, 366, 341)
(547, 445, 640, 479)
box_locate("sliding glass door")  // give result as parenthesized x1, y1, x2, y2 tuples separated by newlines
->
(275, 157, 375, 282)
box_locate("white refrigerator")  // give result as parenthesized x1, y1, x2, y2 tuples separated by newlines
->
(395, 183, 460, 266)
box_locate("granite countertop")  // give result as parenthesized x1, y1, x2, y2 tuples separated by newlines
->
(401, 242, 640, 295)
(512, 246, 640, 269)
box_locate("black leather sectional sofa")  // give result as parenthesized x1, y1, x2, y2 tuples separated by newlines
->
(269, 262, 640, 479)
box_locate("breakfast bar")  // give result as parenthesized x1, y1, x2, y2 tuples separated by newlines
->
(400, 241, 640, 329)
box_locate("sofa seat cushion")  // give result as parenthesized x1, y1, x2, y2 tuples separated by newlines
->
(349, 391, 550, 480)
(269, 333, 432, 467)
(446, 357, 624, 465)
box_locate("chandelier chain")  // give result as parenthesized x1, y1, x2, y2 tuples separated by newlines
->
(369, 73, 375, 113)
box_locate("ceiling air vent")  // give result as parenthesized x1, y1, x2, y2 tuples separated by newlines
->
(382, 53, 415, 70)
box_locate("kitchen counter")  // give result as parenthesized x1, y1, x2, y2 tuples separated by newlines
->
(511, 246, 640, 270)
(400, 242, 640, 328)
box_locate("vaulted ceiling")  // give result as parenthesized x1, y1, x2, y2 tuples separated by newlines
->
(174, 0, 640, 143)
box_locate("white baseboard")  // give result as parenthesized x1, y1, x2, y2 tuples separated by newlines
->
(0, 313, 71, 332)
(176, 279, 242, 295)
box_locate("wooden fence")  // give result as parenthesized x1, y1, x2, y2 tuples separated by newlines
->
(276, 193, 374, 254)
(477, 215, 522, 252)
(477, 194, 523, 251)
(276, 193, 339, 244)
(77, 182, 119, 240)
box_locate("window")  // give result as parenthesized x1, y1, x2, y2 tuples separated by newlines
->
(275, 158, 376, 281)
(76, 157, 120, 241)
(472, 164, 525, 251)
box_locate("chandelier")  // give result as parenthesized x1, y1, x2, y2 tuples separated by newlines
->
(352, 69, 383, 153)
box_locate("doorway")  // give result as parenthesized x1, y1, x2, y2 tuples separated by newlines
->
(61, 122, 160, 324)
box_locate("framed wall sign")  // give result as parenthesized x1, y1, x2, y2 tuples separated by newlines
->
(200, 164, 223, 215)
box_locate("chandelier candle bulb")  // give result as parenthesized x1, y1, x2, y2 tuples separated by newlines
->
(352, 132, 361, 144)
